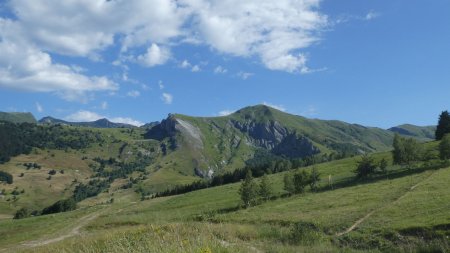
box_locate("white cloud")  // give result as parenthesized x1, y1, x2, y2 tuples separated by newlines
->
(218, 109, 234, 116)
(365, 11, 380, 21)
(137, 43, 171, 67)
(65, 110, 143, 126)
(65, 110, 104, 122)
(161, 92, 173, 104)
(180, 60, 192, 69)
(0, 18, 118, 102)
(214, 66, 227, 74)
(100, 101, 108, 110)
(237, 72, 254, 80)
(262, 102, 286, 112)
(185, 0, 327, 72)
(127, 90, 141, 98)
(109, 117, 144, 127)
(7, 0, 185, 57)
(0, 0, 329, 99)
(158, 80, 165, 90)
(191, 65, 201, 72)
(35, 102, 43, 113)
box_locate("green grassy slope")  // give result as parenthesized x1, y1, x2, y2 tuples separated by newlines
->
(0, 112, 36, 123)
(1, 143, 448, 252)
(389, 124, 436, 140)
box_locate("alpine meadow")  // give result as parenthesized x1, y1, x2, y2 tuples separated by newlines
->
(0, 1, 449, 253)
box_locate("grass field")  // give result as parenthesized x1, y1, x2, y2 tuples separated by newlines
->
(0, 146, 448, 252)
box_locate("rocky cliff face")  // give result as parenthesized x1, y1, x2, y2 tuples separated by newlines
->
(231, 119, 320, 158)
(145, 114, 320, 160)
(144, 115, 203, 149)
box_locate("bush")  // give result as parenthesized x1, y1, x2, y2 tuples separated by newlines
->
(355, 155, 377, 179)
(42, 198, 77, 215)
(0, 171, 13, 184)
(439, 134, 450, 160)
(14, 207, 30, 219)
(289, 222, 325, 246)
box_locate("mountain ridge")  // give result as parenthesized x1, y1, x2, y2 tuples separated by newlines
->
(38, 116, 135, 128)
(143, 105, 434, 178)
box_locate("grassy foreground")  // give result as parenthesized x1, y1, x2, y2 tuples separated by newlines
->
(0, 148, 448, 253)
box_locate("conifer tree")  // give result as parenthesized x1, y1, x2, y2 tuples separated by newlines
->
(436, 111, 450, 140)
(239, 171, 259, 208)
(259, 174, 272, 201)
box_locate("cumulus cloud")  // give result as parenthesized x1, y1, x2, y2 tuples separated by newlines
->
(191, 65, 201, 72)
(109, 117, 144, 127)
(180, 60, 192, 69)
(65, 110, 144, 126)
(185, 0, 327, 72)
(262, 102, 286, 112)
(0, 17, 117, 101)
(158, 80, 165, 89)
(237, 72, 254, 80)
(365, 11, 380, 21)
(137, 43, 171, 67)
(0, 0, 330, 104)
(127, 90, 141, 98)
(65, 110, 104, 122)
(214, 66, 228, 74)
(161, 92, 173, 104)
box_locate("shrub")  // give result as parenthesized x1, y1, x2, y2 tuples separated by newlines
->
(289, 222, 325, 246)
(42, 198, 76, 215)
(355, 155, 377, 179)
(14, 207, 30, 219)
(0, 171, 13, 184)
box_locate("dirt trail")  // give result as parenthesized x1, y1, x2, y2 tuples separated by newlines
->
(336, 171, 435, 237)
(20, 211, 100, 248)
(0, 209, 104, 253)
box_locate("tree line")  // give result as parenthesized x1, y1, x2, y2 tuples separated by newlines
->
(0, 121, 103, 163)
(152, 151, 333, 199)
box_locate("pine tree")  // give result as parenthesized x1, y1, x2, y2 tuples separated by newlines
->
(293, 170, 310, 194)
(436, 111, 450, 140)
(239, 171, 259, 208)
(355, 154, 377, 178)
(392, 134, 405, 165)
(439, 134, 450, 160)
(259, 174, 272, 201)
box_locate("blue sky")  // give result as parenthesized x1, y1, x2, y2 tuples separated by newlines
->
(0, 0, 449, 128)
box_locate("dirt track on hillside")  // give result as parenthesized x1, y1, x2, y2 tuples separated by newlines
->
(336, 171, 436, 236)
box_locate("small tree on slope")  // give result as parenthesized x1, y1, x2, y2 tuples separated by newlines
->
(239, 171, 259, 208)
(436, 111, 450, 140)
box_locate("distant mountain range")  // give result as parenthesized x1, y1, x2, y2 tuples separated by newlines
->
(38, 116, 136, 128)
(0, 108, 436, 139)
(388, 124, 436, 140)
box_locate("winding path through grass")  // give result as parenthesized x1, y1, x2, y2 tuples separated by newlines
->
(336, 170, 437, 236)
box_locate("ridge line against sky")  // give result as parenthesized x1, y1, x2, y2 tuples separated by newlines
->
(0, 0, 449, 128)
